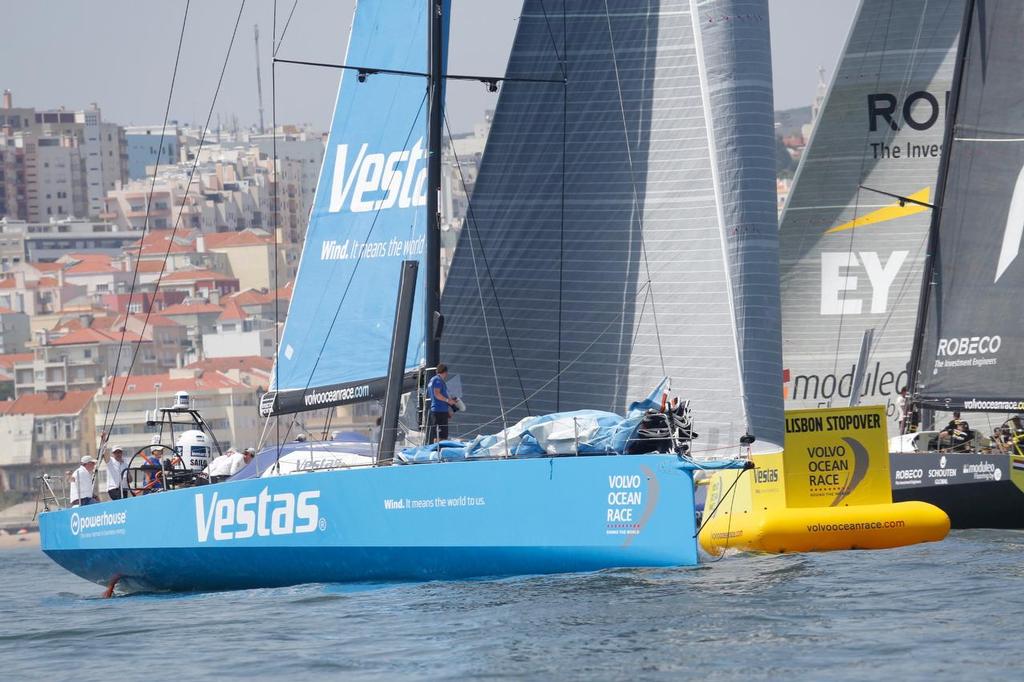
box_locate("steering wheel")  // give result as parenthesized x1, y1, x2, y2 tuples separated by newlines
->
(125, 444, 185, 497)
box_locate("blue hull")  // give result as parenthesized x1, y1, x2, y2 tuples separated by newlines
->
(41, 454, 711, 592)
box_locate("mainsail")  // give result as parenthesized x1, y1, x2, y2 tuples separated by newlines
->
(267, 0, 449, 416)
(441, 0, 783, 453)
(778, 0, 964, 432)
(914, 0, 1024, 412)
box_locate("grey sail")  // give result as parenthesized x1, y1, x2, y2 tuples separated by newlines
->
(915, 0, 1024, 411)
(441, 0, 783, 453)
(778, 0, 964, 432)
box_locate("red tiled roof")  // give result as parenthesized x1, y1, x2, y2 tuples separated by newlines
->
(0, 306, 18, 314)
(127, 229, 196, 256)
(53, 315, 118, 333)
(202, 229, 273, 248)
(102, 370, 244, 395)
(159, 302, 224, 316)
(48, 328, 146, 346)
(0, 353, 33, 370)
(163, 269, 237, 283)
(31, 262, 64, 273)
(187, 356, 274, 373)
(36, 276, 60, 287)
(217, 300, 247, 322)
(226, 286, 291, 306)
(134, 260, 166, 273)
(0, 390, 94, 416)
(63, 254, 121, 275)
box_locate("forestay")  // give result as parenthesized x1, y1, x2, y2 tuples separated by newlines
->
(441, 0, 783, 453)
(265, 0, 450, 416)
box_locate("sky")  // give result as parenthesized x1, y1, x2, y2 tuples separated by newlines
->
(1, 0, 859, 133)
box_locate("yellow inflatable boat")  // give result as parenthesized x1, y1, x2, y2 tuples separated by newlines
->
(699, 405, 950, 556)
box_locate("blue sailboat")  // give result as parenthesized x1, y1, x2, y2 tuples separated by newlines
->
(38, 0, 754, 592)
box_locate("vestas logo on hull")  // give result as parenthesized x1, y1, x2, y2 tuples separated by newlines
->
(195, 488, 322, 542)
(328, 138, 428, 214)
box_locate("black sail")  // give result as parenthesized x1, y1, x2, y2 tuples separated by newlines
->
(917, 0, 1024, 411)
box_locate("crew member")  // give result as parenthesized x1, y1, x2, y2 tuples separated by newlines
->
(142, 444, 165, 492)
(227, 447, 255, 477)
(897, 388, 908, 434)
(427, 363, 458, 443)
(1007, 416, 1024, 456)
(69, 456, 99, 507)
(939, 411, 971, 450)
(207, 448, 235, 483)
(104, 446, 129, 500)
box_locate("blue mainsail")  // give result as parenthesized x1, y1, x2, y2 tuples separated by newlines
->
(268, 0, 449, 415)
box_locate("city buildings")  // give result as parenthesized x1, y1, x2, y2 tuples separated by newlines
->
(97, 368, 259, 452)
(0, 91, 128, 221)
(124, 124, 181, 180)
(0, 97, 498, 490)
(0, 217, 144, 264)
(0, 389, 96, 494)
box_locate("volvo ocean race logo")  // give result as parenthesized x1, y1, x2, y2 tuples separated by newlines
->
(70, 509, 127, 537)
(195, 488, 322, 542)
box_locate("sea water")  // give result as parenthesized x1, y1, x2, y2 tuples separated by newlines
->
(1, 531, 1021, 680)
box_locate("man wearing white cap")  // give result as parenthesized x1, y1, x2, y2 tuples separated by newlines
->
(105, 446, 129, 500)
(69, 456, 99, 507)
(227, 447, 255, 476)
(207, 448, 236, 483)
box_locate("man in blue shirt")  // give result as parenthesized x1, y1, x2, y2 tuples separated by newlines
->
(427, 363, 457, 443)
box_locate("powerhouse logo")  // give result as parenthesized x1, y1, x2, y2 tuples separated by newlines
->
(70, 509, 127, 536)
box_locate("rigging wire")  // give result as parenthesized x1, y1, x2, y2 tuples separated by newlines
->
(274, 0, 299, 57)
(272, 0, 281, 470)
(440, 116, 533, 417)
(97, 0, 192, 452)
(459, 281, 655, 439)
(103, 0, 248, 438)
(602, 0, 667, 380)
(828, 0, 901, 381)
(443, 113, 510, 436)
(863, 0, 961, 369)
(295, 94, 428, 395)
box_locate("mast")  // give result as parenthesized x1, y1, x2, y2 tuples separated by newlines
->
(906, 0, 976, 409)
(425, 0, 444, 369)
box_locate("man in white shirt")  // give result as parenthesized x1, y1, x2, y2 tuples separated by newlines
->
(69, 456, 99, 506)
(105, 446, 129, 500)
(227, 447, 254, 477)
(207, 448, 236, 483)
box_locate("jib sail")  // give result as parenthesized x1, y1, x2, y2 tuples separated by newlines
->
(265, 0, 449, 416)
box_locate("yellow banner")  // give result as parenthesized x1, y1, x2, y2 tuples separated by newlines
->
(783, 405, 892, 508)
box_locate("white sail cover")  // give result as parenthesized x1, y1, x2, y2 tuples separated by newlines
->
(441, 0, 782, 453)
(778, 0, 963, 433)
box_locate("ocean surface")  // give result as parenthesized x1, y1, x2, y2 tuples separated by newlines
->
(2, 531, 1022, 681)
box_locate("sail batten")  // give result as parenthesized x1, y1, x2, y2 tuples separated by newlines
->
(268, 0, 450, 415)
